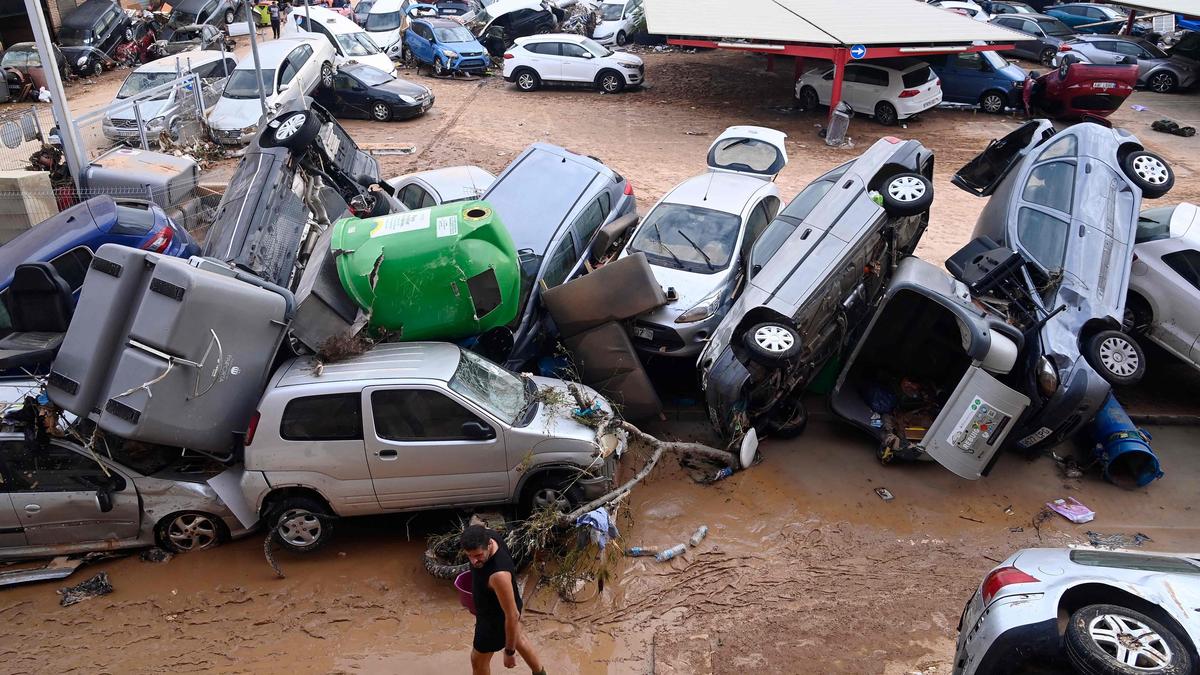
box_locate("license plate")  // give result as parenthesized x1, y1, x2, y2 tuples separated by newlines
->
(633, 327, 654, 341)
(421, 101, 432, 111)
(1017, 426, 1053, 448)
(1094, 81, 1116, 90)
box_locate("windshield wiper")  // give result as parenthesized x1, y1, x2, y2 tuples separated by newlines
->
(650, 221, 683, 267)
(515, 376, 540, 423)
(678, 230, 714, 270)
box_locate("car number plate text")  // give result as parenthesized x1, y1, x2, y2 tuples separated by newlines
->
(1094, 82, 1116, 90)
(633, 327, 653, 340)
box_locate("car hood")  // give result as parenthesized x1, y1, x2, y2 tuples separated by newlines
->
(523, 377, 612, 444)
(611, 51, 642, 67)
(344, 52, 395, 73)
(108, 98, 171, 122)
(639, 262, 729, 323)
(208, 97, 264, 130)
(594, 19, 621, 34)
(375, 77, 429, 98)
(367, 28, 401, 48)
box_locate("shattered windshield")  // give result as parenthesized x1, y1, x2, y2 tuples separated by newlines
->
(337, 32, 380, 56)
(627, 203, 741, 274)
(117, 71, 178, 99)
(448, 348, 528, 424)
(1, 49, 41, 69)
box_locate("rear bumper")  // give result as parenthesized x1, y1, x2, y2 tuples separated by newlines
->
(896, 92, 942, 119)
(955, 607, 1059, 675)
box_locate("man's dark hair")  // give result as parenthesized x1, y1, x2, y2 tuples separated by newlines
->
(460, 525, 492, 552)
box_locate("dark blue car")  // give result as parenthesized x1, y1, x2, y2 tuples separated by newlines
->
(927, 51, 1027, 114)
(1045, 3, 1150, 35)
(402, 8, 490, 76)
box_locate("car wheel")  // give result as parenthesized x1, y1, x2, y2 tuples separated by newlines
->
(880, 172, 934, 217)
(1086, 330, 1146, 386)
(598, 69, 625, 93)
(764, 397, 808, 439)
(616, 30, 627, 46)
(799, 85, 819, 112)
(743, 322, 802, 364)
(156, 512, 224, 553)
(260, 109, 321, 150)
(91, 61, 104, 78)
(1123, 294, 1152, 335)
(320, 61, 334, 89)
(401, 46, 414, 67)
(168, 117, 183, 142)
(433, 57, 448, 77)
(1066, 604, 1193, 675)
(371, 101, 390, 121)
(1040, 47, 1057, 66)
(874, 101, 898, 126)
(225, 7, 236, 24)
(979, 91, 1006, 114)
(270, 497, 333, 553)
(1121, 150, 1174, 199)
(423, 548, 469, 580)
(1148, 71, 1177, 94)
(519, 474, 583, 519)
(515, 68, 540, 91)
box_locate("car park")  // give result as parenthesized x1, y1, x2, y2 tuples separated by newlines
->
(239, 342, 625, 553)
(207, 36, 337, 145)
(1045, 2, 1150, 35)
(796, 58, 943, 126)
(953, 548, 1199, 674)
(103, 51, 237, 143)
(503, 34, 645, 93)
(286, 5, 397, 75)
(700, 135, 935, 442)
(927, 50, 1025, 114)
(621, 126, 786, 358)
(57, 0, 133, 77)
(990, 12, 1076, 66)
(312, 63, 433, 121)
(386, 165, 496, 208)
(592, 0, 643, 46)
(1125, 202, 1200, 374)
(1056, 34, 1198, 93)
(403, 12, 491, 75)
(149, 23, 232, 58)
(465, 0, 563, 57)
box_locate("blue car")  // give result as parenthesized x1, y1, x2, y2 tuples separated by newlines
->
(402, 8, 490, 76)
(1045, 3, 1150, 35)
(927, 51, 1027, 114)
(0, 195, 199, 327)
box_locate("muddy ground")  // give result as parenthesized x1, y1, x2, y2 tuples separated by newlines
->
(1, 46, 1199, 674)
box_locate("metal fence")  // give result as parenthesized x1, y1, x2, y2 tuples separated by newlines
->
(0, 107, 52, 173)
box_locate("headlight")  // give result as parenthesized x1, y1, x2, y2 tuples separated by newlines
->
(620, 62, 640, 70)
(148, 116, 165, 129)
(442, 48, 458, 58)
(77, 56, 88, 67)
(397, 95, 415, 104)
(675, 289, 723, 324)
(1036, 356, 1059, 398)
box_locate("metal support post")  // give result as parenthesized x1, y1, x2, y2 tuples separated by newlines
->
(24, 0, 88, 189)
(243, 0, 269, 119)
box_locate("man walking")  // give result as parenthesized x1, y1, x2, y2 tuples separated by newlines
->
(269, 0, 281, 39)
(462, 525, 546, 674)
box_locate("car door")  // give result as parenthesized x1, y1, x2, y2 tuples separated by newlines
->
(524, 41, 562, 80)
(331, 71, 368, 117)
(559, 41, 597, 83)
(1156, 250, 1200, 362)
(945, 52, 989, 102)
(1009, 18, 1046, 60)
(0, 487, 28, 549)
(0, 440, 141, 547)
(292, 44, 319, 93)
(851, 65, 887, 112)
(406, 21, 432, 63)
(362, 386, 509, 509)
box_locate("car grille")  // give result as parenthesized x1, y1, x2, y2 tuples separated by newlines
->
(110, 119, 139, 129)
(633, 320, 685, 351)
(461, 51, 484, 57)
(459, 58, 488, 71)
(1071, 94, 1122, 111)
(215, 128, 244, 139)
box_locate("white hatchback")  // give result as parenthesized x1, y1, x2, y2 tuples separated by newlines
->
(283, 5, 396, 75)
(503, 33, 644, 93)
(1126, 202, 1200, 374)
(796, 58, 943, 126)
(592, 0, 643, 46)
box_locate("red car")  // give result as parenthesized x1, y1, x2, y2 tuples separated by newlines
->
(1027, 58, 1138, 120)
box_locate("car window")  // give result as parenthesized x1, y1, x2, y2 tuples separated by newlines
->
(333, 72, 357, 91)
(745, 200, 772, 248)
(953, 52, 984, 70)
(853, 66, 889, 87)
(1162, 250, 1200, 291)
(901, 66, 934, 89)
(1134, 206, 1175, 244)
(110, 201, 158, 236)
(996, 17, 1021, 30)
(1022, 161, 1074, 214)
(627, 203, 741, 274)
(1016, 207, 1070, 271)
(280, 393, 363, 440)
(749, 218, 797, 275)
(371, 389, 488, 441)
(279, 56, 300, 87)
(572, 193, 610, 244)
(1038, 134, 1076, 160)
(0, 441, 116, 493)
(49, 246, 94, 292)
(447, 349, 527, 424)
(541, 234, 578, 288)
(414, 23, 433, 40)
(1070, 550, 1200, 575)
(560, 43, 590, 58)
(399, 184, 430, 209)
(527, 42, 557, 55)
(779, 169, 847, 221)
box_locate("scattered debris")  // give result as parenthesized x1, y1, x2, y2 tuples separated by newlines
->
(654, 544, 686, 562)
(1086, 531, 1152, 550)
(57, 573, 113, 607)
(1046, 497, 1095, 524)
(958, 515, 984, 524)
(1151, 119, 1195, 137)
(624, 546, 658, 557)
(688, 525, 708, 547)
(139, 548, 173, 564)
(1009, 527, 1024, 533)
(874, 487, 894, 502)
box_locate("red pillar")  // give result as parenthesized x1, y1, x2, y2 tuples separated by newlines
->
(1124, 9, 1136, 35)
(793, 55, 806, 81)
(767, 53, 775, 73)
(828, 47, 850, 128)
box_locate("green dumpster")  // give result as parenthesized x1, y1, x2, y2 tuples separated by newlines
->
(332, 201, 520, 341)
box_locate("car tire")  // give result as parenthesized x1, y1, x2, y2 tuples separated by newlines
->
(320, 61, 334, 89)
(514, 68, 540, 92)
(1121, 150, 1174, 199)
(156, 511, 224, 553)
(1148, 70, 1177, 94)
(225, 8, 236, 24)
(423, 548, 469, 580)
(270, 496, 334, 554)
(616, 30, 627, 46)
(743, 322, 802, 364)
(874, 101, 898, 126)
(764, 397, 808, 439)
(979, 91, 1006, 114)
(1065, 604, 1193, 675)
(1040, 47, 1057, 66)
(371, 101, 390, 121)
(260, 109, 321, 150)
(401, 46, 414, 67)
(799, 85, 819, 112)
(880, 172, 934, 217)
(1086, 330, 1146, 387)
(91, 61, 104, 78)
(519, 474, 584, 519)
(167, 117, 182, 142)
(597, 69, 625, 93)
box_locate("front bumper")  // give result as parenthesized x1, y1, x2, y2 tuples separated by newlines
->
(392, 95, 434, 119)
(211, 126, 256, 145)
(449, 55, 490, 73)
(631, 313, 715, 357)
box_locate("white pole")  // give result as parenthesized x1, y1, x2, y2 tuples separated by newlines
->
(23, 0, 87, 190)
(243, 0, 270, 118)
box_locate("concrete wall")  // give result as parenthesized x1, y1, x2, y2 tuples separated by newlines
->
(0, 170, 58, 244)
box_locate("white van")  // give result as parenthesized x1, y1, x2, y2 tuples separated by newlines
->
(283, 5, 396, 75)
(364, 0, 422, 58)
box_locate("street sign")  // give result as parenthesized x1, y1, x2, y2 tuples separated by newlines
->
(850, 44, 867, 60)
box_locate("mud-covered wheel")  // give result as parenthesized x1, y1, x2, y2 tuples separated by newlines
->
(799, 85, 819, 112)
(1066, 604, 1192, 675)
(764, 397, 808, 439)
(424, 548, 469, 580)
(519, 474, 583, 519)
(1121, 150, 1173, 199)
(91, 60, 104, 78)
(433, 57, 449, 77)
(270, 497, 333, 554)
(880, 172, 933, 217)
(156, 512, 224, 553)
(260, 109, 321, 150)
(743, 322, 802, 364)
(1086, 330, 1146, 387)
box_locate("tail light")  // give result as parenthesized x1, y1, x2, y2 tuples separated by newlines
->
(981, 566, 1039, 605)
(882, 136, 901, 144)
(1059, 44, 1072, 51)
(244, 411, 261, 447)
(624, 181, 634, 196)
(141, 226, 174, 253)
(503, 52, 514, 59)
(898, 88, 920, 98)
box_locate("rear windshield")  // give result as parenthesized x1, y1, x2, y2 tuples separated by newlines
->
(1070, 550, 1200, 575)
(484, 150, 598, 253)
(1135, 206, 1176, 244)
(1038, 18, 1073, 36)
(901, 66, 935, 89)
(708, 137, 785, 176)
(627, 203, 741, 274)
(223, 68, 274, 98)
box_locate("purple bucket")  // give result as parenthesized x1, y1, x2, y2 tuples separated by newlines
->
(454, 571, 476, 615)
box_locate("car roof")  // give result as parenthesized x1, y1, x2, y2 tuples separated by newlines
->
(135, 50, 231, 72)
(421, 16, 469, 29)
(390, 165, 495, 198)
(297, 5, 363, 33)
(63, 0, 117, 26)
(235, 37, 320, 67)
(517, 33, 588, 44)
(274, 342, 463, 388)
(662, 173, 771, 216)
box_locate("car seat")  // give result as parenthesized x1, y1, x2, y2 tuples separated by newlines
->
(0, 262, 75, 369)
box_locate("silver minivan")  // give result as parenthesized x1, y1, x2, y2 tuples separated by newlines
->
(239, 342, 625, 552)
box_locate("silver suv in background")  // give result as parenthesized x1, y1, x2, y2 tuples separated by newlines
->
(1055, 34, 1199, 93)
(240, 342, 625, 553)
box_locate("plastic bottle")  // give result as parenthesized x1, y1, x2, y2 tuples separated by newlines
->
(689, 525, 708, 547)
(711, 467, 734, 482)
(654, 544, 686, 562)
(625, 546, 658, 557)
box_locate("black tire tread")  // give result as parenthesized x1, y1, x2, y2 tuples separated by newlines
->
(1065, 604, 1192, 675)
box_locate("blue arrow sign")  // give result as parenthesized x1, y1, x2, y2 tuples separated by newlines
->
(850, 44, 867, 60)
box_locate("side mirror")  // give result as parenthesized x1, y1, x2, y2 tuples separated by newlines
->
(582, 52, 594, 59)
(278, 82, 290, 93)
(95, 488, 114, 513)
(461, 421, 495, 440)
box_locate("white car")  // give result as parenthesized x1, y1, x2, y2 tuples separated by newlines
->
(207, 36, 337, 145)
(102, 50, 237, 142)
(503, 33, 645, 93)
(592, 0, 643, 47)
(932, 0, 992, 21)
(796, 57, 943, 126)
(1126, 202, 1200, 374)
(364, 0, 421, 59)
(386, 165, 496, 210)
(283, 5, 396, 75)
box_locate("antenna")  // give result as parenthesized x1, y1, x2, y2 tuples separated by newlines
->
(702, 168, 716, 202)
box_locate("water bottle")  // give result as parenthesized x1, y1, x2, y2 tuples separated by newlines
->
(625, 546, 658, 557)
(689, 525, 708, 547)
(712, 467, 734, 482)
(655, 544, 686, 562)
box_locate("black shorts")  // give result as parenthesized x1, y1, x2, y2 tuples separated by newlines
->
(473, 614, 506, 653)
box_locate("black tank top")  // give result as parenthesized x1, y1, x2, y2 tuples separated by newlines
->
(471, 531, 523, 620)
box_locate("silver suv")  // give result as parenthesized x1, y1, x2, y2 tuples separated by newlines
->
(239, 342, 624, 552)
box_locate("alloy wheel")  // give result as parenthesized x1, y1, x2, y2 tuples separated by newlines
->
(373, 102, 389, 121)
(276, 509, 323, 548)
(532, 487, 571, 513)
(753, 325, 795, 353)
(981, 93, 1004, 114)
(888, 175, 926, 203)
(275, 113, 306, 140)
(321, 64, 334, 88)
(1149, 72, 1174, 93)
(166, 513, 219, 552)
(1087, 613, 1174, 670)
(601, 74, 621, 92)
(1098, 335, 1140, 378)
(518, 72, 535, 90)
(1132, 154, 1170, 186)
(876, 104, 897, 125)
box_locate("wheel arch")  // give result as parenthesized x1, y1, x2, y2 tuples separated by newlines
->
(735, 307, 795, 338)
(1124, 288, 1155, 328)
(595, 67, 624, 85)
(153, 509, 231, 547)
(260, 485, 335, 519)
(868, 161, 923, 193)
(1078, 317, 1123, 352)
(1057, 582, 1200, 665)
(1116, 141, 1145, 166)
(514, 462, 589, 503)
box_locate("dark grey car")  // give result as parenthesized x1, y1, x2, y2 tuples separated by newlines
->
(57, 0, 133, 77)
(990, 13, 1076, 66)
(1057, 35, 1199, 93)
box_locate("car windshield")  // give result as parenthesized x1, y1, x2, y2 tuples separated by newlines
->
(628, 203, 741, 274)
(353, 65, 394, 85)
(981, 50, 1010, 69)
(223, 68, 274, 98)
(448, 348, 528, 424)
(780, 167, 848, 220)
(169, 10, 201, 28)
(117, 71, 178, 99)
(582, 37, 613, 57)
(599, 3, 623, 20)
(58, 27, 93, 45)
(435, 25, 476, 42)
(0, 49, 40, 68)
(365, 10, 401, 31)
(337, 32, 380, 56)
(1138, 41, 1167, 59)
(1038, 17, 1074, 36)
(1135, 206, 1175, 244)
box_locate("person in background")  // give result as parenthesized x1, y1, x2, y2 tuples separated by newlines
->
(268, 0, 281, 38)
(461, 525, 546, 675)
